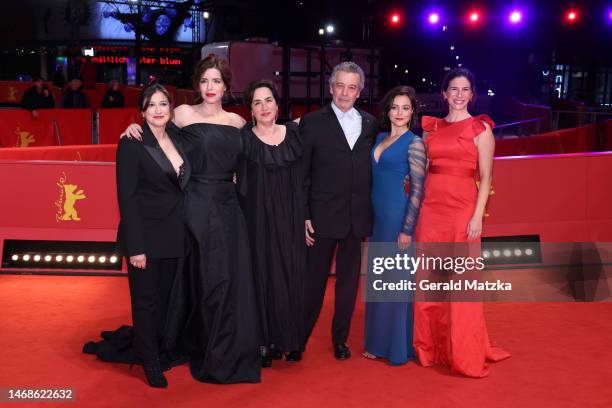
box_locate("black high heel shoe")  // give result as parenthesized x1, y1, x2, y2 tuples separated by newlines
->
(285, 350, 302, 362)
(269, 344, 283, 360)
(142, 359, 168, 388)
(260, 346, 272, 368)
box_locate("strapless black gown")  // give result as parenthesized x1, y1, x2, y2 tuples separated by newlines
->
(172, 123, 261, 383)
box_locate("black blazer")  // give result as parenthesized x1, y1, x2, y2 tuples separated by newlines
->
(299, 104, 377, 239)
(116, 122, 191, 258)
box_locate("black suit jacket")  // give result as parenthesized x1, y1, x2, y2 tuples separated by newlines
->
(299, 104, 377, 239)
(116, 122, 191, 258)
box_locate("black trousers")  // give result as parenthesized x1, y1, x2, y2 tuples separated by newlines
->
(127, 257, 177, 362)
(303, 229, 363, 346)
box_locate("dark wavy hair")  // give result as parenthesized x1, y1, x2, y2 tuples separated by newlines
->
(243, 79, 280, 107)
(137, 83, 173, 113)
(442, 67, 476, 93)
(379, 85, 417, 130)
(192, 54, 232, 102)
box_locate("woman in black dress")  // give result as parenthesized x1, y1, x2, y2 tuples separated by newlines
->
(237, 80, 305, 367)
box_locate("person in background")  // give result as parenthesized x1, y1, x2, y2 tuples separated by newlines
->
(101, 79, 126, 108)
(21, 77, 55, 116)
(61, 77, 91, 109)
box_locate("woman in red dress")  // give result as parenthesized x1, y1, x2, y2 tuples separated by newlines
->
(413, 68, 510, 377)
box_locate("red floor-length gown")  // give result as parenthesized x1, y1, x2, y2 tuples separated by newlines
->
(413, 114, 510, 377)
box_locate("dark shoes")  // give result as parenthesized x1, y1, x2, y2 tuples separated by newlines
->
(260, 346, 273, 368)
(334, 343, 351, 360)
(142, 359, 168, 388)
(285, 350, 302, 362)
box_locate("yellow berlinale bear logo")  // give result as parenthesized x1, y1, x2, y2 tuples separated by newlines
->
(55, 172, 87, 222)
(15, 126, 36, 147)
(7, 86, 18, 102)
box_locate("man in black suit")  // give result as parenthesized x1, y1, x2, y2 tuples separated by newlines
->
(299, 62, 377, 360)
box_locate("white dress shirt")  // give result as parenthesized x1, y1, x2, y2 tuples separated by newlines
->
(331, 102, 362, 150)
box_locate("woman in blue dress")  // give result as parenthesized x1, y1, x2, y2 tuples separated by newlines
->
(363, 86, 426, 365)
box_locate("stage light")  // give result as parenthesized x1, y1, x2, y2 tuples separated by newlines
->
(428, 13, 440, 25)
(509, 10, 523, 24)
(493, 250, 501, 258)
(23, 254, 30, 261)
(110, 255, 119, 263)
(390, 13, 401, 25)
(11, 254, 18, 261)
(326, 24, 334, 33)
(525, 248, 534, 256)
(77, 255, 85, 263)
(566, 11, 578, 22)
(503, 249, 512, 257)
(468, 10, 481, 24)
(55, 255, 63, 262)
(66, 255, 74, 263)
(45, 255, 52, 262)
(33, 255, 41, 262)
(318, 28, 324, 35)
(88, 256, 96, 263)
(99, 256, 107, 263)
(514, 249, 522, 256)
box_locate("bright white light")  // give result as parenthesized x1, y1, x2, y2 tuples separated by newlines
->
(404, 69, 408, 74)
(394, 64, 398, 69)
(326, 24, 335, 33)
(450, 45, 455, 50)
(503, 249, 512, 257)
(66, 255, 74, 263)
(88, 256, 96, 263)
(456, 55, 460, 60)
(203, 11, 210, 20)
(99, 256, 107, 263)
(422, 77, 426, 82)
(482, 250, 491, 259)
(45, 255, 52, 262)
(318, 28, 324, 35)
(33, 255, 41, 262)
(77, 255, 85, 263)
(110, 256, 119, 263)
(525, 248, 534, 256)
(23, 255, 30, 261)
(493, 250, 501, 258)
(514, 249, 522, 256)
(11, 254, 18, 261)
(55, 255, 63, 262)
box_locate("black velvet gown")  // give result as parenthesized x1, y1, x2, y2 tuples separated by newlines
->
(172, 122, 261, 383)
(237, 122, 305, 353)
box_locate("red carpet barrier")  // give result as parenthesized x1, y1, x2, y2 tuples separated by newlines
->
(0, 144, 116, 161)
(602, 119, 612, 151)
(0, 160, 119, 271)
(484, 152, 612, 241)
(495, 124, 598, 157)
(98, 109, 141, 144)
(0, 109, 92, 147)
(38, 109, 92, 145)
(0, 109, 55, 147)
(0, 152, 611, 274)
(0, 81, 33, 104)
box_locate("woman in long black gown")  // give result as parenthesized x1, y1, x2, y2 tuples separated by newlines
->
(237, 80, 305, 367)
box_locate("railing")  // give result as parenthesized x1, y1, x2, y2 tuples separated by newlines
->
(553, 109, 612, 129)
(493, 117, 550, 138)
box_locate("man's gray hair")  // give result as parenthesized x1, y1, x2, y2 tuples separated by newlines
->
(329, 61, 365, 91)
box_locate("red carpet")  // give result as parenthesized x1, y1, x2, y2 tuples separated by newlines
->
(1, 274, 611, 407)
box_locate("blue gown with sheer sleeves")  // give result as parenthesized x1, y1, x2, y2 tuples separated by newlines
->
(364, 130, 426, 365)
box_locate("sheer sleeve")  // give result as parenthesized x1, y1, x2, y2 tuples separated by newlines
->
(401, 136, 426, 235)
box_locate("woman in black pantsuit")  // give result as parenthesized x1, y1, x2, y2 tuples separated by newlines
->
(115, 84, 190, 388)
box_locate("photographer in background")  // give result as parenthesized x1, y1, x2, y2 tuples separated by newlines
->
(21, 77, 55, 117)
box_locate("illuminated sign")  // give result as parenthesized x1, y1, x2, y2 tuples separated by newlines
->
(90, 56, 182, 65)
